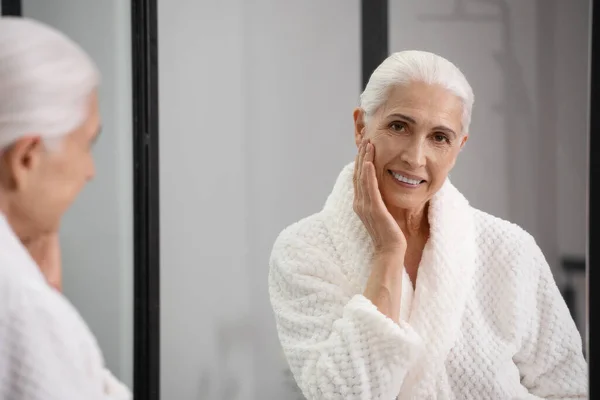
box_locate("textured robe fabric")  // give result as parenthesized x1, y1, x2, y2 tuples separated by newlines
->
(0, 214, 131, 400)
(269, 163, 587, 400)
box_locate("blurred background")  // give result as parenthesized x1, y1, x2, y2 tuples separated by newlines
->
(2, 0, 590, 399)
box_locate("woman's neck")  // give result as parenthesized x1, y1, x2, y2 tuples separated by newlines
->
(0, 197, 36, 244)
(392, 204, 430, 239)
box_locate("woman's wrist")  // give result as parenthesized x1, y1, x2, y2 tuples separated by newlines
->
(365, 251, 405, 322)
(373, 248, 405, 266)
(369, 251, 404, 288)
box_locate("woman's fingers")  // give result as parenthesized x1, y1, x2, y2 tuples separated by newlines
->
(364, 145, 386, 211)
(354, 140, 367, 206)
(364, 142, 377, 200)
(355, 142, 408, 255)
(357, 139, 366, 183)
(355, 139, 379, 232)
(364, 144, 388, 222)
(353, 150, 360, 196)
(360, 157, 376, 234)
(365, 141, 375, 164)
(360, 147, 373, 213)
(363, 159, 378, 210)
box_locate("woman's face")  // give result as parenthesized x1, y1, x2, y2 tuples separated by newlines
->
(354, 81, 468, 213)
(0, 91, 100, 240)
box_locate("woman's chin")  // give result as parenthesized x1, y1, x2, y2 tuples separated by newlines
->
(381, 179, 422, 204)
(382, 192, 426, 212)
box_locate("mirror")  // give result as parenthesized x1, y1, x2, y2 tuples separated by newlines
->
(17, 0, 134, 388)
(158, 0, 589, 398)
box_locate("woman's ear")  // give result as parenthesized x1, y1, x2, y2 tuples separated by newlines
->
(459, 134, 469, 151)
(0, 136, 43, 191)
(353, 108, 366, 148)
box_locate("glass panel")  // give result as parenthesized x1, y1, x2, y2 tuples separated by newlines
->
(20, 0, 134, 387)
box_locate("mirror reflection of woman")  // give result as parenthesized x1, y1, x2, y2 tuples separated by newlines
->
(0, 17, 130, 399)
(269, 50, 587, 399)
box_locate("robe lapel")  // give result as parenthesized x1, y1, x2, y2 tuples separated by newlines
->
(0, 213, 46, 283)
(399, 180, 477, 399)
(324, 164, 477, 399)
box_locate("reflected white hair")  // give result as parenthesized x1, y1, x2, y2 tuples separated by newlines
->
(0, 17, 99, 152)
(360, 50, 474, 134)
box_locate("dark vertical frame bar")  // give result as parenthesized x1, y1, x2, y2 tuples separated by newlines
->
(3, 0, 161, 397)
(1, 0, 22, 16)
(361, 0, 388, 90)
(589, 0, 597, 394)
(131, 0, 160, 399)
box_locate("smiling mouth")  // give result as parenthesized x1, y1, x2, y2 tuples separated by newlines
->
(388, 170, 426, 186)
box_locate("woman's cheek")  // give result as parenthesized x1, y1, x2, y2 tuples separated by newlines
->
(368, 141, 388, 179)
(370, 133, 394, 159)
(368, 130, 388, 142)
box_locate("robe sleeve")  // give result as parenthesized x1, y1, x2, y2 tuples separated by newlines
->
(0, 288, 132, 400)
(514, 236, 588, 399)
(268, 224, 424, 400)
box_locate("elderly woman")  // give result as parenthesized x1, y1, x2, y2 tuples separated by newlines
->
(0, 17, 130, 399)
(268, 51, 587, 399)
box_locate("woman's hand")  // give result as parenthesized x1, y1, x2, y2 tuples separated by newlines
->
(354, 139, 407, 322)
(25, 233, 62, 292)
(353, 139, 407, 258)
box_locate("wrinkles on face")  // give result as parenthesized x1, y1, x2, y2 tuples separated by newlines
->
(356, 81, 467, 216)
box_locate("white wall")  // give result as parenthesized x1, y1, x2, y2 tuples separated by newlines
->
(159, 0, 589, 398)
(20, 1, 134, 387)
(158, 1, 359, 398)
(158, 2, 251, 399)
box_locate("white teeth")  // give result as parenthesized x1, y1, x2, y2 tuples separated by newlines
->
(391, 171, 421, 186)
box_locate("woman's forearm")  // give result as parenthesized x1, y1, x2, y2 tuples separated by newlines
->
(363, 252, 404, 323)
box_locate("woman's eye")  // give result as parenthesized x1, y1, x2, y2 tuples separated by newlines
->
(434, 134, 448, 143)
(390, 122, 406, 131)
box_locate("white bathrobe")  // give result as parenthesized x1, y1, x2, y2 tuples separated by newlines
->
(0, 214, 131, 400)
(269, 163, 587, 400)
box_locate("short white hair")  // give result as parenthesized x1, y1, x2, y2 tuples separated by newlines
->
(0, 17, 100, 151)
(360, 50, 474, 134)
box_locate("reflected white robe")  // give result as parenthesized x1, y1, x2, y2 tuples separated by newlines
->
(269, 163, 587, 400)
(0, 214, 131, 400)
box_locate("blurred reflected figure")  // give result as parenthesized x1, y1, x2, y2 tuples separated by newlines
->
(0, 17, 130, 399)
(269, 51, 587, 399)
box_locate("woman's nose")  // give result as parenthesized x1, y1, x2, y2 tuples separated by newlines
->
(399, 138, 426, 168)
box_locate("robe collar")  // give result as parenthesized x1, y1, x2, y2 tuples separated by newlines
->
(323, 162, 477, 398)
(0, 212, 47, 285)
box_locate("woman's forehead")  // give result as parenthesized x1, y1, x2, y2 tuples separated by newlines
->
(378, 84, 463, 126)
